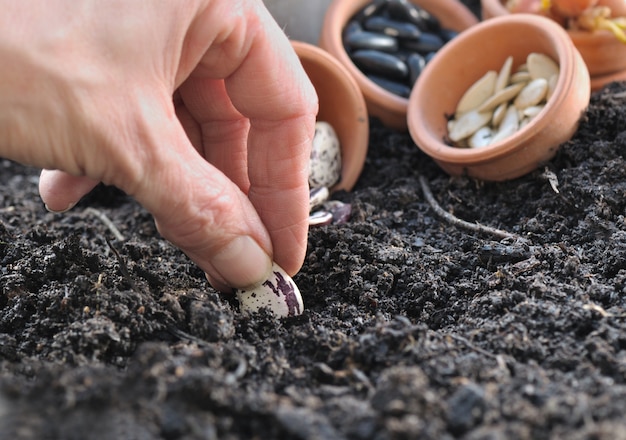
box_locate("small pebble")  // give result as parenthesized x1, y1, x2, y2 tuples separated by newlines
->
(235, 263, 303, 317)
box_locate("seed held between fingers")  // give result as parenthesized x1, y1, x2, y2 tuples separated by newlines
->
(235, 262, 304, 317)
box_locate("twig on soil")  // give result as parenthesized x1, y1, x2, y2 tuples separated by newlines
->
(419, 175, 523, 241)
(446, 333, 498, 360)
(84, 207, 125, 241)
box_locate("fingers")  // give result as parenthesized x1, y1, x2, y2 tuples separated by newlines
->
(191, 3, 319, 276)
(39, 169, 100, 212)
(126, 95, 274, 290)
(178, 77, 251, 194)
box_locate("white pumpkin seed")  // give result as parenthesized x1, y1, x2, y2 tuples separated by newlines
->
(510, 71, 531, 84)
(477, 82, 525, 113)
(492, 102, 508, 127)
(448, 52, 558, 148)
(491, 105, 519, 144)
(514, 78, 548, 109)
(522, 105, 544, 119)
(449, 109, 493, 142)
(468, 126, 493, 148)
(527, 52, 559, 80)
(495, 56, 513, 93)
(455, 70, 497, 115)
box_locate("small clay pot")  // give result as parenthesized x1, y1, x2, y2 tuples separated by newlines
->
(319, 0, 478, 131)
(292, 41, 369, 192)
(407, 14, 590, 181)
(481, 0, 626, 91)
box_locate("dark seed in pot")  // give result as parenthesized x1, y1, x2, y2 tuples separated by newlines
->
(343, 20, 363, 40)
(439, 28, 459, 43)
(354, 0, 388, 22)
(344, 30, 399, 52)
(363, 16, 422, 40)
(367, 74, 412, 97)
(386, 0, 439, 31)
(400, 32, 444, 54)
(407, 53, 426, 86)
(351, 50, 409, 80)
(343, 0, 460, 98)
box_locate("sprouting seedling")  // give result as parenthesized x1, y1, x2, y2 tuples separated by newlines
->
(235, 262, 304, 317)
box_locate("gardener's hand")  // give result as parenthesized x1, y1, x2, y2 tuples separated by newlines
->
(0, 0, 318, 291)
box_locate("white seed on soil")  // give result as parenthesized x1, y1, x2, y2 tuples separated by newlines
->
(448, 109, 492, 142)
(514, 78, 548, 109)
(455, 70, 497, 115)
(236, 262, 304, 318)
(309, 121, 342, 189)
(448, 52, 559, 148)
(527, 53, 559, 80)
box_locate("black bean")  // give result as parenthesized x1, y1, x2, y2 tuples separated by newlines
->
(364, 16, 421, 40)
(344, 30, 399, 53)
(351, 50, 409, 80)
(439, 28, 459, 43)
(342, 0, 459, 99)
(407, 53, 426, 86)
(354, 0, 388, 22)
(343, 20, 363, 41)
(400, 32, 444, 54)
(367, 74, 412, 98)
(386, 0, 430, 30)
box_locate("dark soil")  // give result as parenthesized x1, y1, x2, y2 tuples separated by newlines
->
(4, 10, 626, 440)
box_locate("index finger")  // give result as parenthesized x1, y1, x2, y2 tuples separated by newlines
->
(192, 2, 319, 275)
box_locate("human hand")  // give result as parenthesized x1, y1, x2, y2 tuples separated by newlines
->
(0, 0, 318, 291)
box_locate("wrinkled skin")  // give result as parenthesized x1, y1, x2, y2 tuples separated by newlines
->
(0, 0, 318, 291)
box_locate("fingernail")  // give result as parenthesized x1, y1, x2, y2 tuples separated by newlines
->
(44, 202, 76, 213)
(210, 236, 273, 289)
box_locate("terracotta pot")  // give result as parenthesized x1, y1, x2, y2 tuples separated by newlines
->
(481, 0, 626, 90)
(292, 41, 369, 192)
(319, 0, 478, 131)
(407, 14, 590, 181)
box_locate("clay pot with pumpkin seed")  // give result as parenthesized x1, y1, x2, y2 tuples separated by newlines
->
(407, 14, 590, 181)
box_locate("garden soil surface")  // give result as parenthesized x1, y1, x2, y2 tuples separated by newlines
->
(4, 13, 626, 440)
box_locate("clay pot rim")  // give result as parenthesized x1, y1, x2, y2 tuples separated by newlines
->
(409, 14, 582, 165)
(291, 40, 369, 193)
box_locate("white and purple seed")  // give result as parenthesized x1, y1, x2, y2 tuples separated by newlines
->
(309, 121, 342, 189)
(235, 262, 304, 317)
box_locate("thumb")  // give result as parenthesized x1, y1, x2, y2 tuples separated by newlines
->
(39, 170, 100, 212)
